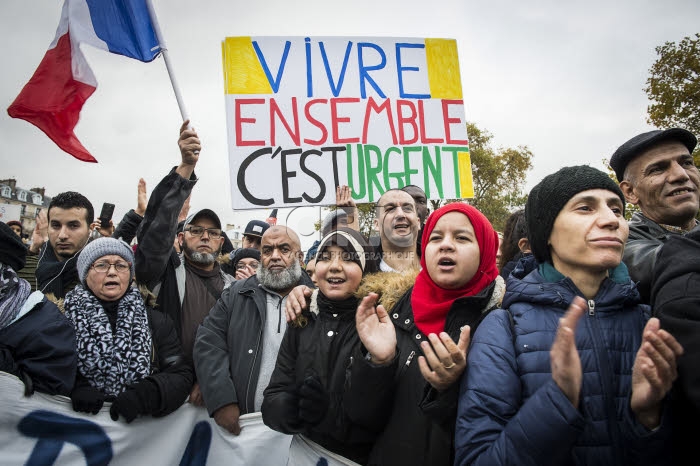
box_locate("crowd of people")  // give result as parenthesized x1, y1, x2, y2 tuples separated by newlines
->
(1, 123, 698, 465)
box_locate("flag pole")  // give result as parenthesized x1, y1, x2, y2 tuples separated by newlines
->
(145, 0, 189, 122)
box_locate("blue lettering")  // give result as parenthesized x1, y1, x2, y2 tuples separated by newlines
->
(320, 41, 353, 97)
(252, 40, 291, 93)
(20, 410, 112, 466)
(357, 42, 387, 99)
(396, 43, 430, 99)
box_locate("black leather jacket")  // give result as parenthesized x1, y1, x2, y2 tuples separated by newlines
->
(623, 212, 686, 303)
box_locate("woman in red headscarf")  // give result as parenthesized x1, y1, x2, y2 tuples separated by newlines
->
(352, 202, 505, 466)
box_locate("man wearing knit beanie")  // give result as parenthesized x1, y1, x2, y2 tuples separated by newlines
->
(526, 165, 625, 265)
(609, 127, 699, 303)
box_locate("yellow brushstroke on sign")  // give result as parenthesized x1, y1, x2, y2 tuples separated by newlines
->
(425, 39, 462, 100)
(458, 151, 474, 198)
(222, 37, 273, 94)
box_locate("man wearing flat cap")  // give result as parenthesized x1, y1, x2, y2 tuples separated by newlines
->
(610, 127, 699, 302)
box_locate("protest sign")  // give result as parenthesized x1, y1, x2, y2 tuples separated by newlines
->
(223, 36, 473, 209)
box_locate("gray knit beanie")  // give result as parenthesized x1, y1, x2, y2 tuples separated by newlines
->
(525, 165, 625, 264)
(77, 237, 135, 285)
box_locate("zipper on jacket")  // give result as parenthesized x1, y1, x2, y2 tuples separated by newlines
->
(587, 299, 595, 316)
(398, 350, 416, 378)
(244, 291, 264, 413)
(277, 297, 283, 333)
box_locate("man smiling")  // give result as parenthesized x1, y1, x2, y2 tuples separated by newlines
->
(373, 189, 421, 272)
(610, 127, 699, 302)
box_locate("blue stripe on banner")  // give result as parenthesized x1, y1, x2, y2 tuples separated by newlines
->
(85, 0, 160, 62)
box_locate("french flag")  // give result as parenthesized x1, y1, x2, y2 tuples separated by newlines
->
(7, 0, 161, 162)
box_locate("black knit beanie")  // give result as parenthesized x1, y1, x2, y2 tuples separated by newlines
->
(231, 248, 261, 269)
(525, 165, 625, 264)
(0, 221, 27, 271)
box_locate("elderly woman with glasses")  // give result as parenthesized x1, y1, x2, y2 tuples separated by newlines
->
(64, 237, 194, 422)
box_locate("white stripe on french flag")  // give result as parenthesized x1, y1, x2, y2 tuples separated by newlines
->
(7, 0, 160, 163)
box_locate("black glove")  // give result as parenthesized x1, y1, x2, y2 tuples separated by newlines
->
(110, 388, 141, 423)
(110, 379, 158, 422)
(71, 384, 105, 414)
(297, 375, 329, 427)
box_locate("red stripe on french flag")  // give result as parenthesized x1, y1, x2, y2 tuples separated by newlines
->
(8, 31, 97, 163)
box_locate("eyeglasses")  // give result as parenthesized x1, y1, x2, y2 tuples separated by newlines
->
(91, 261, 131, 274)
(235, 261, 260, 271)
(185, 226, 223, 239)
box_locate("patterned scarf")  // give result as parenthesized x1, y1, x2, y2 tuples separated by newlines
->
(0, 264, 31, 330)
(64, 285, 152, 396)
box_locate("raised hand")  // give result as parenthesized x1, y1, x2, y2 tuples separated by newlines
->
(29, 209, 48, 253)
(417, 326, 470, 392)
(135, 178, 148, 217)
(550, 296, 586, 408)
(178, 120, 201, 166)
(356, 293, 396, 364)
(630, 317, 683, 429)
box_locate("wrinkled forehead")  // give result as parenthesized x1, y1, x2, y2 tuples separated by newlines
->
(633, 141, 692, 169)
(378, 190, 415, 208)
(262, 227, 299, 249)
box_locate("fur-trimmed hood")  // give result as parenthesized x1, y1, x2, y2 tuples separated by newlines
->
(355, 268, 420, 313)
(355, 269, 506, 315)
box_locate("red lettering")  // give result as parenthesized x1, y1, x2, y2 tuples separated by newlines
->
(396, 100, 418, 145)
(362, 97, 397, 144)
(331, 98, 360, 144)
(304, 99, 329, 145)
(442, 100, 468, 144)
(270, 97, 300, 146)
(235, 99, 266, 146)
(418, 100, 443, 144)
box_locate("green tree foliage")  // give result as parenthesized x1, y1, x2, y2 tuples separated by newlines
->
(432, 123, 533, 231)
(644, 33, 700, 165)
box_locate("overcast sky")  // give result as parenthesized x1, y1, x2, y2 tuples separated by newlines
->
(1, 0, 698, 251)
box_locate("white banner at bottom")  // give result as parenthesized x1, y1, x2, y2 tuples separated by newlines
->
(0, 373, 291, 466)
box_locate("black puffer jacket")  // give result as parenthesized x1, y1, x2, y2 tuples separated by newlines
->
(355, 273, 505, 466)
(261, 291, 397, 465)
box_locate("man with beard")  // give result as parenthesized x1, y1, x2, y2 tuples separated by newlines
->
(135, 121, 234, 405)
(193, 225, 314, 435)
(374, 189, 421, 272)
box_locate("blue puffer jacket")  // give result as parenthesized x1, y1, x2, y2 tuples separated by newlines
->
(455, 256, 672, 466)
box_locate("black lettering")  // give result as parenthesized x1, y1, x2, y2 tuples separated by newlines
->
(299, 149, 325, 203)
(238, 147, 275, 206)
